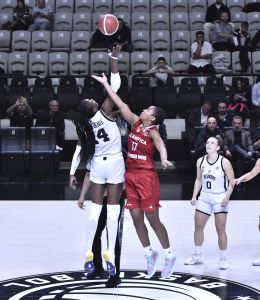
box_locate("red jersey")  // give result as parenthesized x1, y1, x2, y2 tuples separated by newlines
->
(126, 120, 157, 171)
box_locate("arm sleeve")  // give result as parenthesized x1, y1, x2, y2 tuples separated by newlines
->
(69, 145, 81, 175)
(110, 72, 121, 93)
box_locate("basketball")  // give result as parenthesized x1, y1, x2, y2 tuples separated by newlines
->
(98, 14, 119, 36)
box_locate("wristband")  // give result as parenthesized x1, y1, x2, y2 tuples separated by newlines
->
(108, 52, 118, 60)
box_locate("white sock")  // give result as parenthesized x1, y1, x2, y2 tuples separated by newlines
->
(220, 250, 227, 259)
(144, 246, 152, 256)
(106, 204, 120, 264)
(195, 246, 202, 255)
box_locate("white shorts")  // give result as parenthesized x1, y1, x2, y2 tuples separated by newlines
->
(90, 154, 125, 184)
(196, 191, 229, 215)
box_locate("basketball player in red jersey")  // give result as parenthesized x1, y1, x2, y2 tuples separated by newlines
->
(92, 73, 176, 279)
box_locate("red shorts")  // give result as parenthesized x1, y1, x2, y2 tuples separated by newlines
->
(124, 170, 161, 213)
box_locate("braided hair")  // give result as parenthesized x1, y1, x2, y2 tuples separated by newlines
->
(153, 106, 167, 145)
(71, 100, 96, 162)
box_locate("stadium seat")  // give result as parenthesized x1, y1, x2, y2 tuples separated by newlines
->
(204, 77, 227, 109)
(131, 30, 150, 51)
(151, 30, 170, 51)
(71, 31, 91, 51)
(55, 0, 74, 12)
(0, 0, 16, 13)
(73, 12, 91, 31)
(24, 0, 36, 9)
(31, 31, 51, 52)
(0, 30, 10, 52)
(154, 77, 179, 115)
(171, 30, 190, 51)
(114, 12, 130, 26)
(231, 11, 247, 29)
(131, 0, 150, 12)
(31, 77, 55, 111)
(54, 12, 73, 31)
(131, 12, 150, 30)
(188, 0, 207, 12)
(29, 127, 60, 175)
(130, 51, 150, 74)
(57, 77, 80, 112)
(227, 0, 245, 12)
(81, 75, 105, 105)
(90, 52, 110, 74)
(113, 0, 131, 12)
(93, 0, 112, 12)
(151, 0, 169, 11)
(129, 75, 152, 114)
(1, 127, 27, 176)
(171, 51, 190, 73)
(75, 0, 93, 12)
(49, 52, 68, 75)
(0, 12, 13, 28)
(170, 12, 189, 30)
(151, 12, 170, 30)
(117, 52, 130, 74)
(51, 31, 71, 52)
(8, 51, 28, 75)
(69, 51, 89, 75)
(252, 51, 260, 73)
(179, 77, 201, 112)
(247, 12, 260, 31)
(170, 0, 188, 11)
(8, 77, 30, 106)
(232, 51, 252, 73)
(29, 52, 48, 76)
(0, 52, 8, 73)
(11, 30, 31, 52)
(189, 12, 206, 31)
(45, 0, 55, 11)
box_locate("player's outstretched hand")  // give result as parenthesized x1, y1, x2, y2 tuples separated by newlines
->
(108, 44, 121, 58)
(91, 73, 108, 85)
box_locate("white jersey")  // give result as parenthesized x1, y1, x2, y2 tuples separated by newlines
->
(90, 110, 122, 157)
(200, 154, 228, 194)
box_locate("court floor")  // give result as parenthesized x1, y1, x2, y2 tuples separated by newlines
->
(0, 199, 259, 292)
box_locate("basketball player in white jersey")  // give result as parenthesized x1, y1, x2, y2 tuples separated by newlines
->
(185, 136, 234, 270)
(69, 46, 125, 278)
(232, 158, 260, 266)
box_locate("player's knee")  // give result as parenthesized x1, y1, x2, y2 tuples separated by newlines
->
(89, 203, 103, 222)
(107, 204, 120, 221)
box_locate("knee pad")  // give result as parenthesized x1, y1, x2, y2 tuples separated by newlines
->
(89, 203, 102, 222)
(107, 204, 120, 221)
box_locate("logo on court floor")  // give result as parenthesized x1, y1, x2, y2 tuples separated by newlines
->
(0, 271, 259, 300)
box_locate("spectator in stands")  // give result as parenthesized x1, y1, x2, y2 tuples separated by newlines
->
(223, 115, 254, 180)
(233, 22, 251, 73)
(186, 101, 212, 148)
(145, 56, 174, 86)
(195, 117, 222, 158)
(107, 18, 132, 53)
(2, 0, 31, 31)
(204, 0, 231, 41)
(35, 100, 65, 150)
(90, 29, 109, 49)
(211, 11, 235, 51)
(28, 0, 53, 32)
(228, 79, 251, 123)
(188, 31, 215, 74)
(6, 96, 33, 142)
(214, 101, 234, 133)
